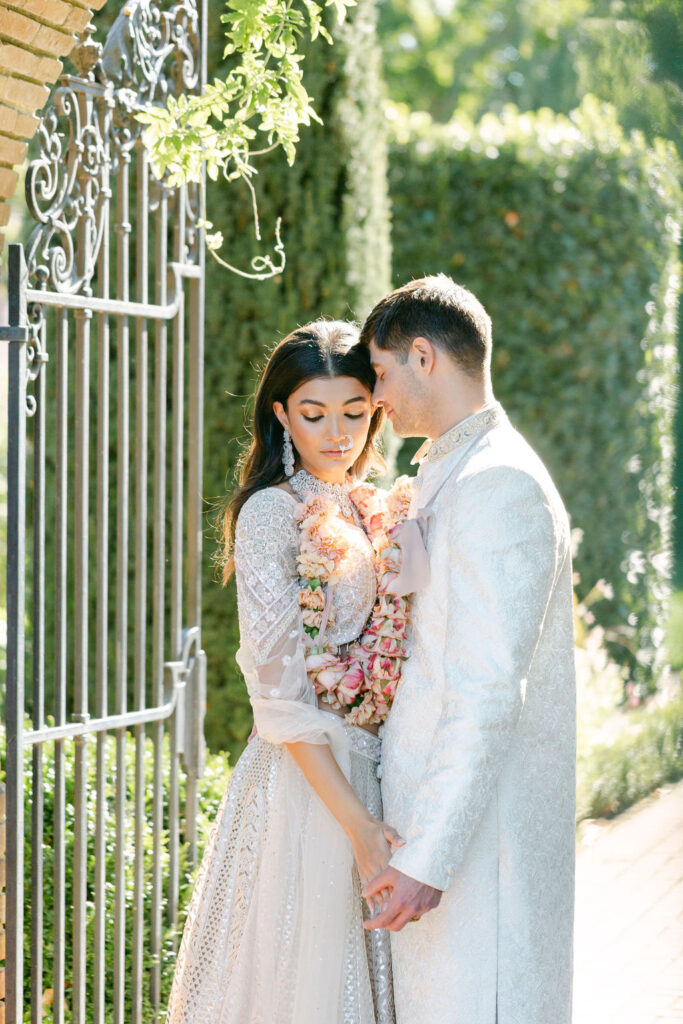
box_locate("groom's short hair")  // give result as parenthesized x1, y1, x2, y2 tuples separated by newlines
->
(360, 274, 492, 378)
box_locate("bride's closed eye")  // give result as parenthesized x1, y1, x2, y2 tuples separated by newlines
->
(302, 413, 366, 422)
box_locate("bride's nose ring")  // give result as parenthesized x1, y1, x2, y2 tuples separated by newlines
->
(336, 434, 353, 453)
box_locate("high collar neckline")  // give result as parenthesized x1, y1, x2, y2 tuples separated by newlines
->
(411, 402, 505, 465)
(288, 468, 360, 523)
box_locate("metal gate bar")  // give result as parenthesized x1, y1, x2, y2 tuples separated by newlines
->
(93, 135, 111, 1023)
(54, 303, 68, 1024)
(31, 267, 47, 1024)
(150, 179, 169, 1010)
(3, 243, 28, 1024)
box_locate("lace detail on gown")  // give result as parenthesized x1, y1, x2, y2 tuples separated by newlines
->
(234, 487, 376, 656)
(164, 485, 395, 1024)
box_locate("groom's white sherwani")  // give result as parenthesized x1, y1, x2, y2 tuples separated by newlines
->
(381, 402, 576, 1024)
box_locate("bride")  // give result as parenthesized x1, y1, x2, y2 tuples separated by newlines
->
(164, 319, 410, 1024)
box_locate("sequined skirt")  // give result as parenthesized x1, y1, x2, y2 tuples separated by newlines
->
(164, 722, 395, 1024)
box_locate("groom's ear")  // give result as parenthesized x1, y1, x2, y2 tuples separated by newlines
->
(411, 336, 436, 375)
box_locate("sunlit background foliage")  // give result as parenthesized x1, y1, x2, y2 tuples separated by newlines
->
(378, 0, 682, 152)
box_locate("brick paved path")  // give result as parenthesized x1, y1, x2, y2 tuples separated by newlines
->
(573, 779, 683, 1023)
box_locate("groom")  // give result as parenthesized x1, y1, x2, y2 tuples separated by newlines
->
(361, 275, 576, 1024)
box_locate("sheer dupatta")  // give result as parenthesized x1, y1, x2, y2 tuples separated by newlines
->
(235, 620, 351, 776)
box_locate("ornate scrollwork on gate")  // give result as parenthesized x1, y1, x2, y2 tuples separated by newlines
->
(25, 80, 113, 296)
(24, 0, 200, 295)
(98, 0, 198, 103)
(24, 274, 50, 417)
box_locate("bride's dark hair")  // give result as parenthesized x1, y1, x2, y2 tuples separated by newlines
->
(219, 319, 385, 583)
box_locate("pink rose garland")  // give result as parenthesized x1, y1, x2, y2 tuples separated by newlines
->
(295, 476, 414, 726)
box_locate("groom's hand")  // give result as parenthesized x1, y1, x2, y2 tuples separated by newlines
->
(362, 866, 442, 931)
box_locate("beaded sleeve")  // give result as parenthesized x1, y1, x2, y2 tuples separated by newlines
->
(233, 487, 301, 666)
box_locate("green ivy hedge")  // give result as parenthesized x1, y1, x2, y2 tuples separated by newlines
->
(201, 0, 391, 761)
(388, 97, 681, 690)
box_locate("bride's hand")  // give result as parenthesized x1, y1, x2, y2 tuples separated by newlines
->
(349, 818, 405, 913)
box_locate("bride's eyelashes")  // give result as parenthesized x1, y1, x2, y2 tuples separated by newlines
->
(301, 413, 366, 423)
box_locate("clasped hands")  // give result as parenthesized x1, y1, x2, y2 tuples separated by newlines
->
(352, 818, 442, 931)
(363, 865, 442, 931)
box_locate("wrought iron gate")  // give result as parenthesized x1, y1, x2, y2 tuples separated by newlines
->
(1, 0, 208, 1020)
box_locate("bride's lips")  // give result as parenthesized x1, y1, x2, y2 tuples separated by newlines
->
(322, 449, 345, 458)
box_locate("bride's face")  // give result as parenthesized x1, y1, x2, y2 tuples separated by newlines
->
(273, 375, 373, 484)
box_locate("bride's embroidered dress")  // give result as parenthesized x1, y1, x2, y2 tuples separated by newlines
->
(164, 470, 399, 1024)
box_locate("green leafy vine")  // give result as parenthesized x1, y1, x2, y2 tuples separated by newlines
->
(136, 0, 356, 275)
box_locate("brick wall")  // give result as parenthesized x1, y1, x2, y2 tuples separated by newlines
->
(0, 0, 107, 256)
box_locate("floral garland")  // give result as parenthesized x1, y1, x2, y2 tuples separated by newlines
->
(295, 476, 414, 726)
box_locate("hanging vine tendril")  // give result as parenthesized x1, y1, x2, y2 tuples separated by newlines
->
(135, 0, 356, 277)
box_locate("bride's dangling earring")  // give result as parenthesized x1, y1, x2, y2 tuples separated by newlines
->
(282, 428, 295, 477)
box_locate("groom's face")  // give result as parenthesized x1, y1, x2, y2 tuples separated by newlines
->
(369, 339, 428, 438)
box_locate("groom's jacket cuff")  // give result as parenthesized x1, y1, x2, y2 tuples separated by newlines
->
(389, 844, 448, 892)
